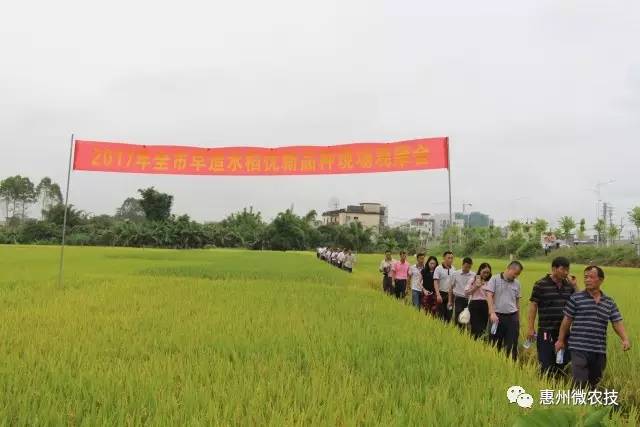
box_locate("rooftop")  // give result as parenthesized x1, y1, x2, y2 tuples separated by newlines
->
(322, 205, 386, 216)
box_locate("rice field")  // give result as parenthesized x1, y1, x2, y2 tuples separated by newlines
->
(0, 245, 638, 426)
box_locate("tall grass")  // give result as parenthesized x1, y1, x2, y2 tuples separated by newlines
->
(0, 246, 637, 425)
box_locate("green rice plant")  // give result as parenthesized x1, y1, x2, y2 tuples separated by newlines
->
(0, 246, 637, 425)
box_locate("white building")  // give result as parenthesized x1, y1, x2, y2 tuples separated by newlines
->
(322, 202, 388, 233)
(398, 213, 436, 246)
(402, 213, 435, 236)
(432, 213, 465, 238)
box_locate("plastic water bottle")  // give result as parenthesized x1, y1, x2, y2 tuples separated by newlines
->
(523, 333, 537, 349)
(556, 349, 565, 364)
(490, 321, 499, 335)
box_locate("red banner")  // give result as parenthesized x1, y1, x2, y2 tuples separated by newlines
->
(73, 137, 449, 176)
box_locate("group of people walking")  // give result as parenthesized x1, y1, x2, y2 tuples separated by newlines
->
(317, 247, 356, 273)
(379, 251, 631, 389)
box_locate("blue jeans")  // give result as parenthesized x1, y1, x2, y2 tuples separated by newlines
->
(412, 290, 422, 310)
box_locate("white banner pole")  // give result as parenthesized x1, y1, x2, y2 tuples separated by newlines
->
(447, 137, 453, 250)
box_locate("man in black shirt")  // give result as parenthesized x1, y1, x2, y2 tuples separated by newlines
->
(527, 257, 577, 377)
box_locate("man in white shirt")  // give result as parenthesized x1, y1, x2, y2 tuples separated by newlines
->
(450, 257, 475, 329)
(343, 249, 356, 273)
(379, 251, 395, 295)
(332, 249, 340, 266)
(337, 250, 346, 269)
(409, 252, 426, 310)
(326, 249, 333, 262)
(484, 260, 524, 361)
(433, 251, 456, 323)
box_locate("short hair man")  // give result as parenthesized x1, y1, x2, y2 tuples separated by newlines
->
(528, 256, 577, 378)
(555, 266, 631, 389)
(343, 249, 355, 273)
(450, 257, 474, 329)
(409, 253, 426, 310)
(484, 261, 524, 361)
(433, 251, 456, 322)
(379, 250, 395, 295)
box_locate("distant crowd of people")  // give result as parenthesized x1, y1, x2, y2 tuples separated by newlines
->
(378, 250, 631, 389)
(317, 247, 356, 273)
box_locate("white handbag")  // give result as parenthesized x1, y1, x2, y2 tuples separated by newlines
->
(458, 293, 473, 325)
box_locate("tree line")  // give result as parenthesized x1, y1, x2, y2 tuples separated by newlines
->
(1, 175, 639, 261)
(0, 176, 394, 251)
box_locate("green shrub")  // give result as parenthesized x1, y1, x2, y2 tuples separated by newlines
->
(516, 239, 542, 259)
(542, 244, 640, 267)
(18, 220, 60, 243)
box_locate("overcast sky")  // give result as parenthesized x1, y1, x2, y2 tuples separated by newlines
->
(1, 0, 638, 233)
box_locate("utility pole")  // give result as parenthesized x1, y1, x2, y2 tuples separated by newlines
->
(457, 202, 472, 245)
(591, 179, 614, 246)
(602, 202, 608, 246)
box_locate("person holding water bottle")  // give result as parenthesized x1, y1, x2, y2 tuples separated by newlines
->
(464, 262, 492, 340)
(555, 266, 631, 389)
(527, 257, 578, 378)
(484, 261, 524, 361)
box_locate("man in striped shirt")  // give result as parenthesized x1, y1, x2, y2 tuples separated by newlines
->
(556, 266, 631, 389)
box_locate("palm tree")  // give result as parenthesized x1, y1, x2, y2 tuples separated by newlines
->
(629, 207, 640, 256)
(303, 210, 317, 224)
(36, 177, 63, 219)
(629, 207, 640, 243)
(345, 221, 373, 252)
(577, 218, 587, 240)
(594, 219, 606, 246)
(607, 224, 621, 245)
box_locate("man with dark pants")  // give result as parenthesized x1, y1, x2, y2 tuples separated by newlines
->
(485, 261, 523, 361)
(391, 251, 410, 299)
(527, 256, 577, 378)
(379, 251, 395, 295)
(450, 257, 474, 329)
(409, 253, 426, 310)
(434, 251, 456, 322)
(556, 266, 631, 389)
(343, 249, 355, 273)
